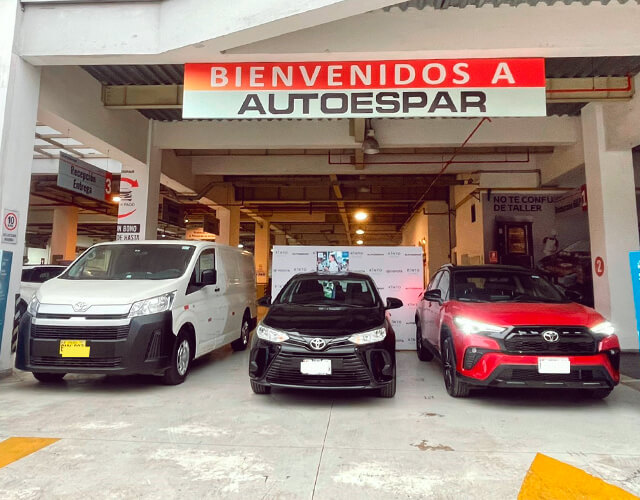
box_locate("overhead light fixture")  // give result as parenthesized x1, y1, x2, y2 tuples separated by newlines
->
(354, 211, 368, 222)
(112, 196, 121, 203)
(362, 119, 380, 155)
(237, 244, 244, 249)
(355, 229, 365, 235)
(356, 239, 364, 245)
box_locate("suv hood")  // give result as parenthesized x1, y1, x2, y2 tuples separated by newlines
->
(449, 301, 604, 328)
(37, 278, 179, 306)
(264, 303, 384, 335)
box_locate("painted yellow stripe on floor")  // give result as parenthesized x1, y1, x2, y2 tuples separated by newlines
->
(0, 437, 59, 469)
(519, 453, 639, 500)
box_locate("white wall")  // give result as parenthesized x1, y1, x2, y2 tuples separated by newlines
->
(453, 183, 485, 265)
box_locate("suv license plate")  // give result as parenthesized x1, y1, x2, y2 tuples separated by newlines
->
(59, 340, 90, 358)
(538, 357, 570, 374)
(300, 359, 332, 375)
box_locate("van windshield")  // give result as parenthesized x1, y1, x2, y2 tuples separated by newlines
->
(60, 244, 196, 280)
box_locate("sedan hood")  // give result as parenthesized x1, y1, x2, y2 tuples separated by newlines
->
(449, 301, 604, 328)
(37, 278, 179, 306)
(264, 303, 384, 335)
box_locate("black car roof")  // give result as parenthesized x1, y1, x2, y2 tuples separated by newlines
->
(292, 271, 373, 280)
(443, 264, 533, 273)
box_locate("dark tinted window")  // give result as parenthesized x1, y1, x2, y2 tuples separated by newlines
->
(452, 270, 566, 303)
(22, 267, 64, 283)
(438, 271, 451, 300)
(278, 277, 378, 307)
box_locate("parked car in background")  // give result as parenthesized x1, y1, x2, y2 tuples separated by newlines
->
(16, 241, 256, 385)
(249, 272, 402, 397)
(415, 264, 619, 398)
(537, 240, 593, 307)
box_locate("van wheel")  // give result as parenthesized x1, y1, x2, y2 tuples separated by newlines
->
(33, 372, 65, 383)
(250, 379, 271, 394)
(442, 336, 470, 398)
(416, 321, 434, 362)
(231, 315, 251, 352)
(161, 331, 191, 385)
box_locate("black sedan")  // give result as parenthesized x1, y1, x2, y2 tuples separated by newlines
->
(249, 272, 402, 397)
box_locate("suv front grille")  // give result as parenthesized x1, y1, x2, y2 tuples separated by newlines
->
(32, 324, 129, 341)
(504, 327, 596, 355)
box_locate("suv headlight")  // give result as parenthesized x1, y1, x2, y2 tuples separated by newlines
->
(454, 316, 507, 335)
(28, 296, 40, 317)
(348, 327, 386, 345)
(128, 292, 176, 318)
(256, 323, 289, 343)
(590, 321, 615, 335)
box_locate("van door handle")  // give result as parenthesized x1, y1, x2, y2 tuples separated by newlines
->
(214, 287, 221, 292)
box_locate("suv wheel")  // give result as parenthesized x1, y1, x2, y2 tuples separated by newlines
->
(161, 331, 191, 385)
(231, 315, 251, 352)
(416, 321, 434, 362)
(442, 336, 470, 398)
(33, 372, 66, 383)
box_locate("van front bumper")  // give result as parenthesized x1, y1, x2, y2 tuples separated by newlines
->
(15, 311, 175, 376)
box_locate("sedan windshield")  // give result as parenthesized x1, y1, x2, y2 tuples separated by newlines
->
(61, 244, 196, 280)
(452, 270, 567, 303)
(277, 277, 378, 307)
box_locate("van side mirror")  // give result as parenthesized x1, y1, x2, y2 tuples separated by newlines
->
(423, 289, 442, 302)
(257, 295, 271, 307)
(385, 297, 403, 310)
(200, 269, 217, 286)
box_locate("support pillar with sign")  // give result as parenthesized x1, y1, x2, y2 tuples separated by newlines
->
(50, 206, 79, 264)
(582, 103, 640, 350)
(0, 2, 42, 375)
(254, 220, 271, 298)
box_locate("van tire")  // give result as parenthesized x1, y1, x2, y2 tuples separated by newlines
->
(161, 331, 191, 385)
(250, 380, 271, 394)
(231, 313, 251, 352)
(33, 372, 65, 383)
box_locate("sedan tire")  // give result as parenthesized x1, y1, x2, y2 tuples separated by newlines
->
(250, 380, 271, 394)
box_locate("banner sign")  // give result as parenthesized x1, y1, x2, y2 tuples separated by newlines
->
(58, 152, 112, 202)
(0, 250, 13, 356)
(183, 58, 546, 119)
(2, 209, 18, 245)
(116, 164, 148, 241)
(271, 246, 424, 350)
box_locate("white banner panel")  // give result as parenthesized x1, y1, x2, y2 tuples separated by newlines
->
(271, 246, 424, 350)
(116, 164, 149, 241)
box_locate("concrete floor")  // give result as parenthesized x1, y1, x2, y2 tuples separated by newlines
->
(1, 347, 640, 499)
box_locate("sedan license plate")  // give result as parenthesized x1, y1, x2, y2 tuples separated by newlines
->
(59, 340, 90, 358)
(300, 359, 332, 375)
(538, 357, 570, 374)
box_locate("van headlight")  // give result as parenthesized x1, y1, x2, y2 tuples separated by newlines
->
(28, 296, 40, 317)
(256, 324, 289, 343)
(590, 321, 615, 336)
(454, 316, 507, 335)
(348, 327, 386, 345)
(128, 292, 176, 318)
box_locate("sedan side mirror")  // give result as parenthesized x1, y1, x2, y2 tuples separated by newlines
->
(385, 297, 403, 310)
(257, 295, 271, 307)
(200, 269, 217, 286)
(423, 289, 442, 302)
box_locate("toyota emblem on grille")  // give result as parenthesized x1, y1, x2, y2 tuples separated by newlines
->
(72, 302, 91, 312)
(542, 330, 560, 343)
(309, 338, 326, 350)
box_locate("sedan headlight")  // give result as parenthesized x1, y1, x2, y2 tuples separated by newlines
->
(256, 324, 289, 343)
(348, 327, 386, 345)
(590, 321, 615, 335)
(28, 296, 40, 317)
(128, 292, 176, 318)
(454, 316, 507, 335)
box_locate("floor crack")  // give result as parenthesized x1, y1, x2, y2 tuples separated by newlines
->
(311, 401, 333, 499)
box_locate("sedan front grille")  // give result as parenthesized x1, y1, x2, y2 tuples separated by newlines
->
(504, 327, 596, 355)
(32, 324, 129, 341)
(266, 352, 371, 387)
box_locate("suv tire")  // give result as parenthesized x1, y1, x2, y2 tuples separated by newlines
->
(442, 336, 470, 398)
(416, 321, 434, 362)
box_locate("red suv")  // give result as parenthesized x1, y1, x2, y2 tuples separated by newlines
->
(415, 265, 620, 398)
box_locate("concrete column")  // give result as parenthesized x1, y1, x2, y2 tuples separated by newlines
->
(215, 207, 231, 245)
(0, 2, 42, 376)
(49, 206, 79, 263)
(254, 220, 270, 297)
(581, 103, 640, 350)
(228, 206, 241, 247)
(145, 124, 161, 240)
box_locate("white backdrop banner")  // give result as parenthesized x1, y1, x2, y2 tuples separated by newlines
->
(271, 246, 424, 350)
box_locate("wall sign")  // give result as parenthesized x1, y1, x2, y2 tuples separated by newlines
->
(0, 250, 13, 355)
(183, 58, 546, 119)
(2, 209, 18, 245)
(116, 165, 148, 241)
(271, 246, 424, 350)
(58, 152, 112, 202)
(594, 256, 605, 277)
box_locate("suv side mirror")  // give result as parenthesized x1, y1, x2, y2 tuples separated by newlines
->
(257, 295, 271, 307)
(200, 269, 217, 286)
(423, 289, 442, 302)
(385, 297, 403, 310)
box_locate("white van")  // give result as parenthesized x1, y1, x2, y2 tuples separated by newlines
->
(15, 241, 257, 385)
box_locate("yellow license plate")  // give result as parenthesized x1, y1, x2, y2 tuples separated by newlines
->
(59, 340, 90, 358)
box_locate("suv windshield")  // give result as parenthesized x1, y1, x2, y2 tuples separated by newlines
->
(277, 277, 378, 307)
(452, 270, 567, 303)
(61, 244, 196, 280)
